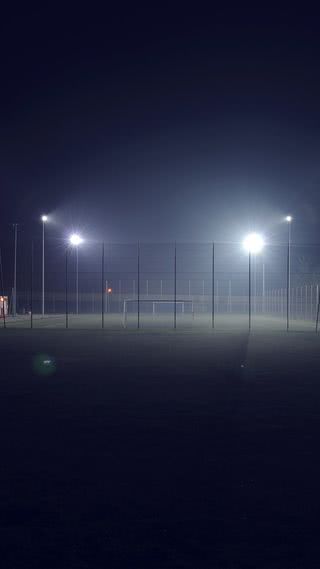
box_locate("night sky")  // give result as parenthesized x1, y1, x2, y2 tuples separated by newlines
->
(1, 6, 320, 245)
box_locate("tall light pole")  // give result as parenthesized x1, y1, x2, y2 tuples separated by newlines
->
(242, 233, 265, 330)
(13, 223, 18, 317)
(285, 215, 292, 331)
(69, 233, 84, 315)
(41, 215, 48, 316)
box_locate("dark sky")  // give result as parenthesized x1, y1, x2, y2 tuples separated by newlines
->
(1, 5, 320, 245)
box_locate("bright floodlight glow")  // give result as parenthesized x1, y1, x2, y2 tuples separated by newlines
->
(69, 233, 83, 246)
(242, 233, 265, 254)
(41, 215, 48, 222)
(285, 215, 292, 222)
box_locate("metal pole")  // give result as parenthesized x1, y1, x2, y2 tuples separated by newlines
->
(66, 248, 68, 329)
(212, 242, 215, 328)
(216, 280, 219, 313)
(316, 284, 320, 332)
(287, 221, 291, 331)
(305, 285, 307, 321)
(101, 242, 105, 328)
(174, 242, 177, 329)
(291, 287, 294, 319)
(137, 242, 140, 329)
(13, 223, 18, 317)
(76, 247, 79, 315)
(253, 255, 256, 314)
(42, 220, 45, 316)
(249, 251, 251, 331)
(0, 248, 6, 328)
(31, 241, 33, 329)
(262, 262, 265, 313)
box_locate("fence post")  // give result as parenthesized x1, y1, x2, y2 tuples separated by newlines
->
(248, 252, 251, 331)
(212, 242, 215, 329)
(174, 242, 177, 329)
(30, 241, 33, 329)
(65, 248, 68, 329)
(137, 242, 140, 329)
(216, 280, 219, 313)
(262, 262, 265, 313)
(316, 284, 320, 332)
(0, 248, 6, 329)
(286, 238, 290, 330)
(101, 242, 105, 329)
(305, 285, 308, 321)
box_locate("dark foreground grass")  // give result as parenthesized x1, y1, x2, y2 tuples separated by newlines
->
(1, 328, 320, 568)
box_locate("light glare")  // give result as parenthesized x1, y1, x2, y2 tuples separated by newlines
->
(69, 233, 83, 246)
(242, 233, 265, 254)
(41, 215, 48, 222)
(285, 215, 292, 222)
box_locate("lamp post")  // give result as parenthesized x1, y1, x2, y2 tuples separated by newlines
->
(285, 215, 292, 331)
(242, 233, 265, 330)
(69, 234, 84, 315)
(41, 215, 48, 316)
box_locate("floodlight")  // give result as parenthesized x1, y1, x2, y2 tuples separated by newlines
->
(41, 215, 48, 222)
(285, 215, 292, 222)
(242, 233, 265, 254)
(69, 233, 83, 246)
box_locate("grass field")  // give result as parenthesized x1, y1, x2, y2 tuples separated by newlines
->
(1, 312, 318, 332)
(1, 324, 320, 567)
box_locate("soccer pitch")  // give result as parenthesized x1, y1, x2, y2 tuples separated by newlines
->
(1, 322, 320, 566)
(1, 311, 318, 332)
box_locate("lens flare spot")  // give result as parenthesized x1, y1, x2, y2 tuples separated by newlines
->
(33, 354, 56, 376)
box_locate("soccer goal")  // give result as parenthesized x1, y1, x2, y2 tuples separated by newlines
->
(122, 298, 194, 327)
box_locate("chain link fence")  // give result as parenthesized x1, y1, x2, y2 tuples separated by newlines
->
(1, 240, 320, 330)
